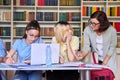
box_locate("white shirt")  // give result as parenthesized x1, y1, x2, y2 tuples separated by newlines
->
(96, 35, 103, 61)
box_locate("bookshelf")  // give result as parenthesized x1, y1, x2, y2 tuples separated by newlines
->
(0, 0, 11, 51)
(107, 0, 120, 39)
(0, 0, 81, 51)
(0, 0, 120, 51)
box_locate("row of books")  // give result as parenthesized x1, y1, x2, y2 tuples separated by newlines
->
(59, 12, 81, 21)
(36, 12, 58, 21)
(13, 12, 81, 21)
(82, 6, 105, 16)
(14, 12, 58, 21)
(40, 27, 54, 37)
(4, 0, 80, 6)
(83, 0, 106, 1)
(12, 27, 81, 37)
(38, 0, 80, 6)
(1, 0, 120, 6)
(13, 0, 35, 6)
(60, 0, 80, 6)
(41, 27, 81, 37)
(13, 27, 25, 36)
(108, 0, 120, 1)
(107, 7, 120, 16)
(37, 0, 58, 6)
(0, 11, 11, 21)
(83, 0, 120, 1)
(13, 12, 35, 21)
(0, 27, 11, 36)
(110, 22, 120, 32)
(73, 27, 81, 37)
(13, 27, 54, 37)
(0, 0, 11, 5)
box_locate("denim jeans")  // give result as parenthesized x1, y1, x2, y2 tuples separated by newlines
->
(0, 70, 6, 80)
(14, 70, 42, 80)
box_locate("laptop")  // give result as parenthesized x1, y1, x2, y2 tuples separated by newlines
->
(31, 43, 60, 65)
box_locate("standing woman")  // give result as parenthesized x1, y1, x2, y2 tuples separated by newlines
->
(5, 20, 43, 80)
(46, 21, 79, 80)
(76, 11, 117, 79)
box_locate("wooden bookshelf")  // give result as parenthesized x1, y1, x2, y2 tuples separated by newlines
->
(0, 0, 120, 51)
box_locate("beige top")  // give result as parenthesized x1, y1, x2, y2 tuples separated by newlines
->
(52, 36, 79, 62)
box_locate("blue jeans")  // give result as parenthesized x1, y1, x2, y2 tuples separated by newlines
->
(14, 70, 42, 80)
(0, 70, 6, 80)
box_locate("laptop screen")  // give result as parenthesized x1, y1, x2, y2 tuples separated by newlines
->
(31, 43, 60, 65)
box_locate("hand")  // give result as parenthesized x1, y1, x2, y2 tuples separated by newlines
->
(63, 30, 73, 44)
(66, 31, 73, 44)
(23, 59, 30, 64)
(74, 51, 84, 61)
(59, 55, 65, 64)
(66, 34, 72, 44)
(5, 57, 15, 64)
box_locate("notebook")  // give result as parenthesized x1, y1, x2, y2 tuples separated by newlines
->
(31, 43, 60, 65)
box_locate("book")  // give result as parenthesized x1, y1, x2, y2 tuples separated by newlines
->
(114, 22, 120, 32)
(36, 12, 44, 21)
(29, 12, 35, 21)
(72, 13, 80, 21)
(38, 0, 44, 6)
(59, 13, 67, 21)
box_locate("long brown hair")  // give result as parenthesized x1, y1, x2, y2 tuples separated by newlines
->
(23, 20, 40, 38)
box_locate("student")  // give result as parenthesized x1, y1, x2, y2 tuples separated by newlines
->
(76, 11, 117, 79)
(46, 21, 79, 80)
(0, 39, 6, 80)
(5, 20, 43, 80)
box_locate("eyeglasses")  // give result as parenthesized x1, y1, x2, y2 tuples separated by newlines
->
(88, 20, 100, 27)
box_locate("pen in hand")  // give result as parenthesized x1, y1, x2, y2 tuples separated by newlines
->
(5, 51, 15, 64)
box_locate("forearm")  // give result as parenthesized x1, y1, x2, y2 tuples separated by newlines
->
(75, 51, 87, 61)
(0, 58, 4, 62)
(66, 43, 75, 62)
(4, 49, 15, 64)
(102, 55, 111, 65)
(6, 48, 15, 58)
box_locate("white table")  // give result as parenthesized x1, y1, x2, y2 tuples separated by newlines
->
(0, 62, 103, 80)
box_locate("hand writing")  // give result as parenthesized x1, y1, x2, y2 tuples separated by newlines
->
(5, 57, 15, 64)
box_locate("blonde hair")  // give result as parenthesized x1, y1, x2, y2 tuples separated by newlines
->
(54, 21, 73, 44)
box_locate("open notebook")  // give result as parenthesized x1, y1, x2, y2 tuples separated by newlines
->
(31, 43, 60, 65)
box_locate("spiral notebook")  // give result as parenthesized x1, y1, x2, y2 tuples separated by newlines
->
(31, 43, 60, 65)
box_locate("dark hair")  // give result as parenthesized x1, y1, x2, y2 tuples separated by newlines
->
(23, 20, 40, 38)
(55, 21, 70, 26)
(90, 11, 110, 32)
